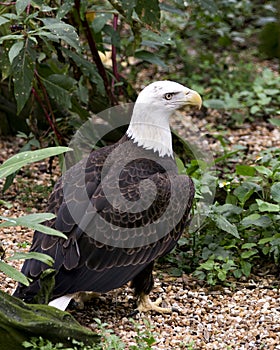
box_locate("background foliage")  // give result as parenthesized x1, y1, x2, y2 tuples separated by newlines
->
(0, 0, 280, 289)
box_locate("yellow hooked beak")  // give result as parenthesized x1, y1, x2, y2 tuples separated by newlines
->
(185, 89, 202, 109)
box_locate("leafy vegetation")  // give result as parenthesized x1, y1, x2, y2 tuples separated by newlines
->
(166, 146, 280, 285)
(0, 147, 69, 286)
(22, 318, 157, 350)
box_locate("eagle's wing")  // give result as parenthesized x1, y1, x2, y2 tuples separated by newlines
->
(14, 140, 194, 301)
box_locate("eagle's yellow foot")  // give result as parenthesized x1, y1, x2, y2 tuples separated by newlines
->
(72, 291, 100, 309)
(137, 294, 173, 314)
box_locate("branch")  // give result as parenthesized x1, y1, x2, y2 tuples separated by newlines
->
(74, 0, 118, 106)
(33, 72, 64, 144)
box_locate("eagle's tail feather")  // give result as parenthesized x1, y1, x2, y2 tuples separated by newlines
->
(48, 294, 73, 310)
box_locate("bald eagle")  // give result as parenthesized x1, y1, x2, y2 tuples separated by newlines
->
(14, 81, 202, 313)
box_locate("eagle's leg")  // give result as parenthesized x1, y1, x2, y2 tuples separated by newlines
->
(137, 293, 172, 313)
(131, 262, 173, 314)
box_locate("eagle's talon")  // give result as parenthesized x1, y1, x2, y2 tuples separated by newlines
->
(137, 294, 173, 314)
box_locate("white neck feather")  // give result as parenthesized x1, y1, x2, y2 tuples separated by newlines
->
(126, 106, 173, 158)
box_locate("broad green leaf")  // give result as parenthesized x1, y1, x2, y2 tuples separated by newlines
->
(0, 261, 29, 286)
(0, 34, 24, 44)
(241, 243, 257, 249)
(16, 0, 30, 15)
(135, 0, 160, 29)
(0, 213, 55, 226)
(256, 199, 280, 212)
(236, 164, 256, 177)
(12, 49, 34, 114)
(42, 76, 72, 109)
(233, 182, 259, 205)
(250, 105, 260, 114)
(0, 16, 10, 26)
(215, 204, 243, 216)
(199, 259, 215, 271)
(117, 0, 137, 19)
(8, 252, 54, 266)
(0, 147, 71, 179)
(255, 165, 273, 177)
(197, 0, 218, 12)
(56, 0, 74, 20)
(240, 213, 271, 228)
(46, 74, 77, 91)
(103, 25, 121, 48)
(241, 250, 258, 259)
(203, 99, 226, 109)
(240, 260, 252, 277)
(0, 214, 67, 239)
(259, 237, 274, 245)
(135, 50, 166, 67)
(8, 41, 24, 64)
(41, 18, 80, 52)
(214, 214, 240, 238)
(269, 118, 280, 127)
(175, 157, 186, 175)
(271, 182, 280, 202)
(217, 269, 227, 281)
(62, 49, 104, 92)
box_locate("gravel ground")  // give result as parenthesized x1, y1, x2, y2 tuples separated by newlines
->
(1, 116, 280, 349)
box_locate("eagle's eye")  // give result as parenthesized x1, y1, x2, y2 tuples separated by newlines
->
(164, 93, 173, 100)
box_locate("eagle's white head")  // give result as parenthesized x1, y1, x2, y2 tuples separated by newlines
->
(126, 81, 202, 158)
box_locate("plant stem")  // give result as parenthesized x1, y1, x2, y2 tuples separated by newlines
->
(32, 73, 63, 144)
(74, 0, 118, 106)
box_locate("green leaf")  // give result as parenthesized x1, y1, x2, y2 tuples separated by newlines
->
(135, 0, 160, 29)
(117, 0, 137, 19)
(269, 118, 280, 127)
(175, 157, 186, 175)
(47, 74, 77, 91)
(0, 34, 25, 44)
(62, 49, 104, 92)
(199, 259, 215, 271)
(214, 214, 240, 238)
(256, 199, 280, 212)
(233, 182, 259, 205)
(217, 269, 227, 281)
(240, 213, 271, 228)
(240, 260, 252, 277)
(236, 165, 256, 176)
(41, 18, 80, 52)
(271, 182, 280, 202)
(255, 165, 273, 177)
(0, 147, 71, 179)
(240, 250, 258, 259)
(8, 252, 54, 266)
(135, 50, 166, 67)
(0, 261, 29, 286)
(0, 16, 10, 26)
(103, 25, 121, 48)
(12, 49, 34, 114)
(41, 76, 72, 109)
(0, 213, 55, 224)
(56, 0, 74, 20)
(250, 105, 260, 114)
(203, 99, 226, 109)
(8, 41, 24, 64)
(16, 0, 30, 15)
(241, 243, 257, 249)
(214, 204, 243, 216)
(258, 237, 274, 245)
(0, 214, 67, 239)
